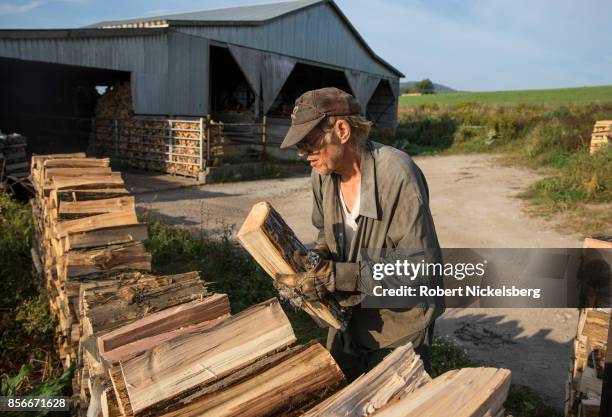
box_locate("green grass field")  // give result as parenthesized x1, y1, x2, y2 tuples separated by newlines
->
(399, 85, 612, 106)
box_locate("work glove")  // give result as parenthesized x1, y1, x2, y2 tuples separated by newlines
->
(312, 243, 332, 261)
(275, 249, 335, 302)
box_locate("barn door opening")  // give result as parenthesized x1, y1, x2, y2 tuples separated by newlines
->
(366, 79, 397, 131)
(209, 45, 257, 118)
(0, 57, 129, 155)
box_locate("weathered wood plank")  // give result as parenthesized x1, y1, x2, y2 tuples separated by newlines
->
(43, 158, 110, 168)
(55, 210, 138, 237)
(62, 241, 152, 279)
(63, 223, 148, 252)
(59, 196, 135, 215)
(120, 298, 296, 415)
(108, 365, 133, 416)
(98, 294, 230, 357)
(51, 173, 124, 190)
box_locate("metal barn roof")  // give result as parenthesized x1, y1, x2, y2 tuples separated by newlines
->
(87, 0, 322, 27)
(86, 0, 403, 78)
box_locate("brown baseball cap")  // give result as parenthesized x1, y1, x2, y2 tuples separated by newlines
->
(280, 87, 361, 149)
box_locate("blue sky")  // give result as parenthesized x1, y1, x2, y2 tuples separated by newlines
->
(1, 0, 611, 91)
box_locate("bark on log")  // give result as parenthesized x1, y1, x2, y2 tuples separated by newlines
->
(238, 201, 346, 330)
(82, 272, 206, 334)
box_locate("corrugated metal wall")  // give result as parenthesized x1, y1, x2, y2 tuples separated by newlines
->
(176, 2, 398, 81)
(167, 31, 209, 116)
(0, 34, 167, 74)
(0, 31, 209, 116)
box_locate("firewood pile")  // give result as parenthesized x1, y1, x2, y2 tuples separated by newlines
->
(590, 120, 612, 155)
(29, 153, 150, 410)
(566, 307, 610, 417)
(91, 82, 226, 177)
(0, 132, 29, 182)
(30, 156, 513, 416)
(94, 82, 134, 120)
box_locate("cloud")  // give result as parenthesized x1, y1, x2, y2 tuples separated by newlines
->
(0, 1, 44, 16)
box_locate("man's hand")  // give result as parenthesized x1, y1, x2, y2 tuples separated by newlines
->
(275, 250, 335, 302)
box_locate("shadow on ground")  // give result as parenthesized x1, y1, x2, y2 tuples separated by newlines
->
(435, 309, 576, 411)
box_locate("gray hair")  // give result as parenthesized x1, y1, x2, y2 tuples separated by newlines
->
(319, 115, 372, 148)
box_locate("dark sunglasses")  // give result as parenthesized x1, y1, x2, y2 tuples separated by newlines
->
(296, 126, 330, 154)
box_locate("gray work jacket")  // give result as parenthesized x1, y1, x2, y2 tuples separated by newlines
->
(311, 140, 444, 350)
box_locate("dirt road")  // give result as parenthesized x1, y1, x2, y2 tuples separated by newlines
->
(135, 154, 583, 409)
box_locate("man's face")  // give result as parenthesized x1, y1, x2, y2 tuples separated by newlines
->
(297, 123, 346, 175)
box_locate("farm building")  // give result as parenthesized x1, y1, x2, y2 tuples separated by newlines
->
(0, 0, 403, 177)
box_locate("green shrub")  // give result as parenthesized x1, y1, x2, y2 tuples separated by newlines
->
(524, 121, 586, 162)
(0, 191, 34, 309)
(523, 150, 611, 207)
(0, 191, 67, 401)
(144, 217, 276, 312)
(143, 215, 327, 343)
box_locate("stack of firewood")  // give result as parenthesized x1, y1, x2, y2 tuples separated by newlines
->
(0, 132, 29, 182)
(566, 307, 610, 417)
(79, 293, 511, 417)
(88, 296, 345, 417)
(95, 82, 133, 120)
(29, 155, 344, 416)
(91, 81, 227, 177)
(30, 159, 514, 416)
(29, 153, 150, 404)
(590, 120, 612, 155)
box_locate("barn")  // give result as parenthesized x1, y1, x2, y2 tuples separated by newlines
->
(0, 0, 403, 177)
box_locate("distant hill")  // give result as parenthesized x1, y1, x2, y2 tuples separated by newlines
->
(400, 81, 457, 94)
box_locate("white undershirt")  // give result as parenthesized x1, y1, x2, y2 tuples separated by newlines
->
(339, 185, 360, 252)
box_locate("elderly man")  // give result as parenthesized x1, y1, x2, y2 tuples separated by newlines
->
(276, 87, 443, 382)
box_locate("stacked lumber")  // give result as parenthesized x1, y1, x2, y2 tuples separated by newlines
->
(566, 308, 611, 417)
(79, 271, 221, 416)
(95, 82, 133, 120)
(372, 367, 511, 417)
(92, 81, 225, 177)
(82, 295, 345, 417)
(93, 117, 207, 178)
(238, 201, 349, 330)
(0, 132, 29, 181)
(580, 236, 612, 307)
(303, 342, 430, 416)
(590, 120, 612, 155)
(29, 153, 150, 367)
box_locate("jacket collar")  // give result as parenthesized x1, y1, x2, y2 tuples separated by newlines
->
(358, 140, 380, 220)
